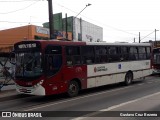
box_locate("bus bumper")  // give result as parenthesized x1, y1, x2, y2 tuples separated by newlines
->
(152, 69, 160, 75)
(15, 84, 46, 96)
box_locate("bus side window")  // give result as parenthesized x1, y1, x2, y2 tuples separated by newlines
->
(129, 47, 138, 60)
(45, 45, 62, 76)
(120, 46, 129, 61)
(138, 47, 146, 60)
(108, 46, 119, 62)
(146, 47, 151, 59)
(81, 46, 94, 64)
(66, 46, 81, 66)
(47, 56, 54, 71)
(66, 56, 73, 66)
(95, 46, 108, 63)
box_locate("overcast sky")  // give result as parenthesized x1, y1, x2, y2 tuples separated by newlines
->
(0, 0, 160, 43)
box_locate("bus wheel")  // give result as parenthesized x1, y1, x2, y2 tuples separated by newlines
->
(67, 81, 79, 97)
(124, 72, 133, 85)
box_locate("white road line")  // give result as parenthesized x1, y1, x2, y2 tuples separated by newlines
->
(72, 91, 160, 120)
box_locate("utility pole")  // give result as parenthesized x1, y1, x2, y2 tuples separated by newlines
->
(155, 29, 157, 42)
(133, 37, 135, 43)
(155, 29, 159, 47)
(139, 32, 141, 43)
(65, 13, 68, 40)
(48, 0, 54, 39)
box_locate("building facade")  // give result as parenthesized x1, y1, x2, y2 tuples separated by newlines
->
(0, 25, 49, 52)
(0, 13, 103, 53)
(73, 18, 103, 42)
(43, 13, 103, 42)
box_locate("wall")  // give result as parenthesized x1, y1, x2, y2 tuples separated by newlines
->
(0, 25, 49, 52)
(73, 18, 103, 42)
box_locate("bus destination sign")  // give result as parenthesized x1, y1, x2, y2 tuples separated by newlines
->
(18, 43, 37, 49)
(15, 42, 41, 51)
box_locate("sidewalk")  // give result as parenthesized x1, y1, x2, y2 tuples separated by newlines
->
(0, 89, 17, 98)
(0, 77, 17, 98)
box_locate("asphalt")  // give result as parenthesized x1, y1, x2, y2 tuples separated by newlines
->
(73, 92, 160, 120)
(0, 75, 159, 103)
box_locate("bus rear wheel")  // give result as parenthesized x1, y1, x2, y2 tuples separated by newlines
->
(124, 72, 133, 85)
(67, 81, 79, 97)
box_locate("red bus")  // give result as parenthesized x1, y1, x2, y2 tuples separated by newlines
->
(152, 47, 160, 74)
(13, 40, 152, 97)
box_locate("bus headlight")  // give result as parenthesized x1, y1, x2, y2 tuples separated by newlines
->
(34, 80, 44, 88)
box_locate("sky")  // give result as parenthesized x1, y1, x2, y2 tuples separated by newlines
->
(0, 0, 160, 43)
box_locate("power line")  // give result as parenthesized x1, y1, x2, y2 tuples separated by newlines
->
(0, 0, 24, 2)
(0, 20, 42, 23)
(0, 1, 39, 14)
(0, 0, 43, 2)
(0, 1, 157, 41)
(140, 30, 155, 41)
(55, 2, 139, 36)
(55, 2, 159, 41)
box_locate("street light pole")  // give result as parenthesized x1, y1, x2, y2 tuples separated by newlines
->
(74, 3, 91, 41)
(75, 3, 91, 18)
(155, 29, 159, 41)
(139, 32, 141, 43)
(155, 29, 159, 47)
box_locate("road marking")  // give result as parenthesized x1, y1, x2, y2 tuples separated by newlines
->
(24, 85, 134, 111)
(72, 91, 160, 120)
(24, 79, 160, 111)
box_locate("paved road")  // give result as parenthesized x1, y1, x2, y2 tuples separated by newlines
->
(0, 76, 160, 120)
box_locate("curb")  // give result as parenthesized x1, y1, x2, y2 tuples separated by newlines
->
(0, 89, 18, 101)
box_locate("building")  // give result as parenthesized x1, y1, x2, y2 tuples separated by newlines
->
(73, 17, 103, 42)
(43, 13, 103, 42)
(153, 41, 160, 48)
(0, 25, 49, 53)
(0, 13, 103, 53)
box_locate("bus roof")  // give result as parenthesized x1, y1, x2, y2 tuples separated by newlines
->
(15, 40, 151, 47)
(86, 42, 151, 46)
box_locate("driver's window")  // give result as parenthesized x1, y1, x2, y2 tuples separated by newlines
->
(45, 45, 62, 76)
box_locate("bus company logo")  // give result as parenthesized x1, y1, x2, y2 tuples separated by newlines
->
(75, 67, 82, 73)
(94, 66, 108, 73)
(26, 82, 32, 86)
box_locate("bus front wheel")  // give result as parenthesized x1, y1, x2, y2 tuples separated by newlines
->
(124, 72, 133, 85)
(67, 81, 79, 97)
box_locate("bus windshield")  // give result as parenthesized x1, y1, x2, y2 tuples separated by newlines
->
(15, 52, 43, 78)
